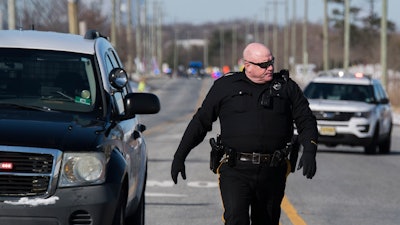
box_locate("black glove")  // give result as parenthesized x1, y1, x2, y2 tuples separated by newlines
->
(171, 157, 186, 184)
(297, 141, 317, 179)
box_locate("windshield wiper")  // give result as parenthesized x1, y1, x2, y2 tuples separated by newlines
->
(41, 91, 75, 102)
(0, 102, 52, 112)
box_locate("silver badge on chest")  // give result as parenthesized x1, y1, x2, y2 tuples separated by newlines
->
(272, 82, 281, 91)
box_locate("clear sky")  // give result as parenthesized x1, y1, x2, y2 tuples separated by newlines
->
(157, 0, 399, 30)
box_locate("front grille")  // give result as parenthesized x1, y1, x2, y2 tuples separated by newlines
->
(313, 111, 354, 121)
(0, 147, 61, 198)
(0, 175, 50, 196)
(0, 151, 53, 173)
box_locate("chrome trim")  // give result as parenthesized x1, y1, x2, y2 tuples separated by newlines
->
(0, 145, 62, 200)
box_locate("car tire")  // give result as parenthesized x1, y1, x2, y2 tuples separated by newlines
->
(112, 185, 127, 225)
(364, 126, 378, 155)
(128, 188, 145, 225)
(379, 126, 392, 154)
(126, 168, 146, 225)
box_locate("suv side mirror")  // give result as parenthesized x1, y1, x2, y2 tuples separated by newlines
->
(124, 92, 160, 116)
(109, 68, 128, 90)
(380, 98, 389, 104)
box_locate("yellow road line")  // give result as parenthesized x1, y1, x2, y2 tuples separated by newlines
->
(281, 195, 307, 225)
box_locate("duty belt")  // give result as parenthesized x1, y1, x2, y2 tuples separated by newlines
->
(237, 152, 272, 164)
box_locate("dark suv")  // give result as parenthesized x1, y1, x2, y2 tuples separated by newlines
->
(0, 30, 160, 225)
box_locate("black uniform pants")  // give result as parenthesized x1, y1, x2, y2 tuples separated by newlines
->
(218, 161, 287, 225)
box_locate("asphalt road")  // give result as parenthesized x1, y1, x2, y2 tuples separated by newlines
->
(139, 76, 400, 225)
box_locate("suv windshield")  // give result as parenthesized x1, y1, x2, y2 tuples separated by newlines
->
(0, 48, 97, 112)
(304, 82, 375, 103)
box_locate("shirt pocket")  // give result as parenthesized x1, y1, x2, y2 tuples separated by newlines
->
(230, 90, 252, 113)
(273, 96, 290, 114)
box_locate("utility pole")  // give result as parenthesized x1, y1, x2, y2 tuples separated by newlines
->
(173, 27, 179, 77)
(68, 0, 79, 34)
(150, 2, 157, 72)
(254, 16, 259, 42)
(343, 0, 350, 71)
(126, 0, 133, 75)
(135, 0, 142, 74)
(156, 3, 163, 73)
(273, 1, 278, 67)
(267, 0, 284, 68)
(219, 27, 225, 68)
(323, 0, 329, 71)
(245, 20, 250, 44)
(232, 24, 237, 69)
(204, 31, 209, 68)
(290, 0, 296, 73)
(283, 0, 289, 69)
(8, 0, 16, 30)
(111, 0, 117, 46)
(302, 0, 308, 76)
(264, 6, 269, 47)
(143, 0, 149, 74)
(380, 0, 387, 89)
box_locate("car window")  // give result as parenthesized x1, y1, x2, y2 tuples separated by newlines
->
(304, 82, 374, 103)
(0, 48, 98, 112)
(373, 81, 388, 103)
(103, 49, 128, 116)
(104, 49, 122, 74)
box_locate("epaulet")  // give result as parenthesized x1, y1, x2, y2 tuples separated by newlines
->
(223, 71, 238, 77)
(273, 69, 290, 82)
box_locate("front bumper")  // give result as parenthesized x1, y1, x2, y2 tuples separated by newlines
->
(318, 133, 372, 147)
(0, 183, 120, 225)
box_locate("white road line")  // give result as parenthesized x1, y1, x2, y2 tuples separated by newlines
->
(145, 192, 187, 197)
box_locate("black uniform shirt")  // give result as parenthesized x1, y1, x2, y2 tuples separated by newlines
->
(175, 71, 318, 159)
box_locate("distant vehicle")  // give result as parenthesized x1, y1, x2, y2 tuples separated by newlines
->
(187, 61, 206, 79)
(302, 70, 392, 154)
(0, 29, 160, 225)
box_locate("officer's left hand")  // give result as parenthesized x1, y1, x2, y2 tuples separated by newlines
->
(171, 157, 186, 184)
(297, 142, 317, 179)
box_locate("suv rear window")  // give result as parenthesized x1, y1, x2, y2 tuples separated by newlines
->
(304, 82, 375, 103)
(0, 48, 98, 112)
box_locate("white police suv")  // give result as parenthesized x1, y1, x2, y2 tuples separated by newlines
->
(303, 70, 392, 154)
(0, 30, 160, 225)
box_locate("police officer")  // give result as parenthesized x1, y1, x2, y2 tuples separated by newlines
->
(171, 42, 318, 225)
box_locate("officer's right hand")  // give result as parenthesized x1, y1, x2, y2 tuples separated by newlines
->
(171, 157, 186, 184)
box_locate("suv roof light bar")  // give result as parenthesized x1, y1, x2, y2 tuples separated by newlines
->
(318, 70, 371, 80)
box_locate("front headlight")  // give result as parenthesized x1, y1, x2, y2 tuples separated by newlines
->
(59, 152, 106, 187)
(354, 111, 371, 118)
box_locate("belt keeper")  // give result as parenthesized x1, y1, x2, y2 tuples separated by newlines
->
(252, 153, 261, 164)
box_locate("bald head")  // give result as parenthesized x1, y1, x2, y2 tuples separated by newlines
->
(243, 43, 272, 62)
(242, 43, 274, 84)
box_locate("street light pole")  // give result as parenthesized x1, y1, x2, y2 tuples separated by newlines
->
(343, 0, 350, 72)
(323, 0, 329, 71)
(68, 0, 79, 34)
(302, 0, 308, 76)
(380, 0, 388, 89)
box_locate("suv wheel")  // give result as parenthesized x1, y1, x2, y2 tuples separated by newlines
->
(378, 126, 392, 154)
(125, 186, 145, 225)
(126, 168, 146, 225)
(364, 126, 378, 155)
(112, 185, 127, 225)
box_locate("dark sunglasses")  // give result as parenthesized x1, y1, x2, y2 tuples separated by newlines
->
(245, 57, 275, 69)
